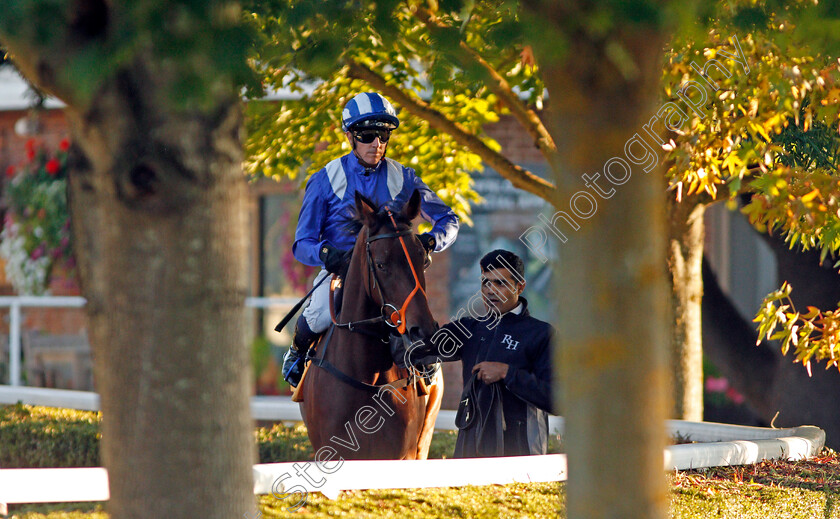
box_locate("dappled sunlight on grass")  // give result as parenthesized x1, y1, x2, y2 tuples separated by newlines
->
(258, 482, 563, 518)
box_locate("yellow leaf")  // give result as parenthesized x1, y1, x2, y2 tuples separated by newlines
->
(753, 122, 771, 142)
(722, 153, 743, 175)
(801, 188, 820, 203)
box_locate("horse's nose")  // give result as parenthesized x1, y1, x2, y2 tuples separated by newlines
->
(408, 325, 433, 344)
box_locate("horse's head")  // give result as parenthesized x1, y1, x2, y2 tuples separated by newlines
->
(351, 190, 438, 343)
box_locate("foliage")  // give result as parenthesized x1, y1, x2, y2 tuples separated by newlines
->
(661, 1, 840, 370)
(0, 139, 74, 295)
(0, 1, 257, 111)
(256, 422, 314, 462)
(754, 282, 840, 374)
(242, 0, 561, 224)
(0, 402, 100, 468)
(252, 334, 273, 386)
(0, 404, 508, 469)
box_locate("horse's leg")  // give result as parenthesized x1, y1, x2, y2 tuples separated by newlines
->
(298, 401, 307, 424)
(415, 369, 444, 459)
(301, 368, 325, 451)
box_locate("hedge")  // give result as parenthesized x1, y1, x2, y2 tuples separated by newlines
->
(0, 404, 471, 468)
(0, 403, 101, 468)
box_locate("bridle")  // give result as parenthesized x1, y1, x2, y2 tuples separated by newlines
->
(331, 209, 427, 337)
(314, 209, 431, 394)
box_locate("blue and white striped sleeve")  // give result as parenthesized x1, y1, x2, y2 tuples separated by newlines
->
(292, 171, 328, 267)
(411, 172, 459, 252)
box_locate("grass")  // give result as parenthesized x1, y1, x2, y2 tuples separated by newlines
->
(5, 404, 840, 517)
(670, 450, 840, 518)
(257, 483, 563, 518)
(9, 451, 840, 517)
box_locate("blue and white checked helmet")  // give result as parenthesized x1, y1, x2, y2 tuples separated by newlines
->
(341, 92, 400, 131)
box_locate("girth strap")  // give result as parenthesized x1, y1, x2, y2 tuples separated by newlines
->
(307, 324, 414, 393)
(310, 356, 414, 393)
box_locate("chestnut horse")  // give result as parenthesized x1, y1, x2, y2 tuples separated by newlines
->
(300, 190, 443, 459)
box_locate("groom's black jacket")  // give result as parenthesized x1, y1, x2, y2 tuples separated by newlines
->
(408, 297, 554, 457)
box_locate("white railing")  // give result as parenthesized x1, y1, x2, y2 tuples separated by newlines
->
(0, 296, 299, 387)
(0, 419, 826, 505)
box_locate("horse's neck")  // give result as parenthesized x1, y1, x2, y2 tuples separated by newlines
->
(339, 246, 378, 323)
(328, 248, 392, 380)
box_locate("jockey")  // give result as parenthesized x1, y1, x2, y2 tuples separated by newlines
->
(282, 92, 460, 387)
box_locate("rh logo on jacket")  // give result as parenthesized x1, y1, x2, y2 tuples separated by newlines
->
(502, 334, 520, 351)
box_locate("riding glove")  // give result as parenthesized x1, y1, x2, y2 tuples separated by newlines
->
(417, 233, 436, 253)
(319, 244, 350, 275)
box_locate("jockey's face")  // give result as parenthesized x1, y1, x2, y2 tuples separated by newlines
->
(347, 130, 388, 167)
(480, 267, 525, 315)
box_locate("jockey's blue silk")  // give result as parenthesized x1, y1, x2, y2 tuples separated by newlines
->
(293, 153, 460, 267)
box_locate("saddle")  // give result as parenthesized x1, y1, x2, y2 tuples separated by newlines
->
(291, 362, 310, 402)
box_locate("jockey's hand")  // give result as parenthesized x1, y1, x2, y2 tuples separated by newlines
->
(320, 244, 350, 275)
(417, 233, 435, 269)
(417, 233, 436, 253)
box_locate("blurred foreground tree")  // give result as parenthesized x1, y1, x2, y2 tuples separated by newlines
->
(518, 2, 673, 516)
(0, 2, 258, 517)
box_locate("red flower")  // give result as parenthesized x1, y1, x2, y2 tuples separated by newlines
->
(59, 138, 70, 151)
(5, 165, 15, 178)
(45, 158, 61, 176)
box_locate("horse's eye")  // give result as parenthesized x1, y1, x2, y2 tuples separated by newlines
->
(376, 262, 386, 271)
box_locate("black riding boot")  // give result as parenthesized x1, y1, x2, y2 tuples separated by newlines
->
(282, 316, 319, 386)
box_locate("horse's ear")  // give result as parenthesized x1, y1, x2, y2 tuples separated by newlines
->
(355, 191, 378, 227)
(402, 189, 421, 221)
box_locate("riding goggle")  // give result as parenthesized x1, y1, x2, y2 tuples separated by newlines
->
(353, 129, 391, 144)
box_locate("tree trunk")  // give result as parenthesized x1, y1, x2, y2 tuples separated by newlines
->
(66, 67, 256, 518)
(667, 198, 706, 420)
(522, 9, 672, 517)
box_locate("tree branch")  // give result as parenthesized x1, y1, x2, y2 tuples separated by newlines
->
(414, 7, 561, 171)
(347, 60, 559, 206)
(0, 0, 110, 111)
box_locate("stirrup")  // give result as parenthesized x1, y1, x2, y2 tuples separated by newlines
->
(282, 348, 306, 386)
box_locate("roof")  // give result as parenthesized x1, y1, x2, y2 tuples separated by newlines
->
(0, 64, 310, 112)
(0, 66, 66, 111)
